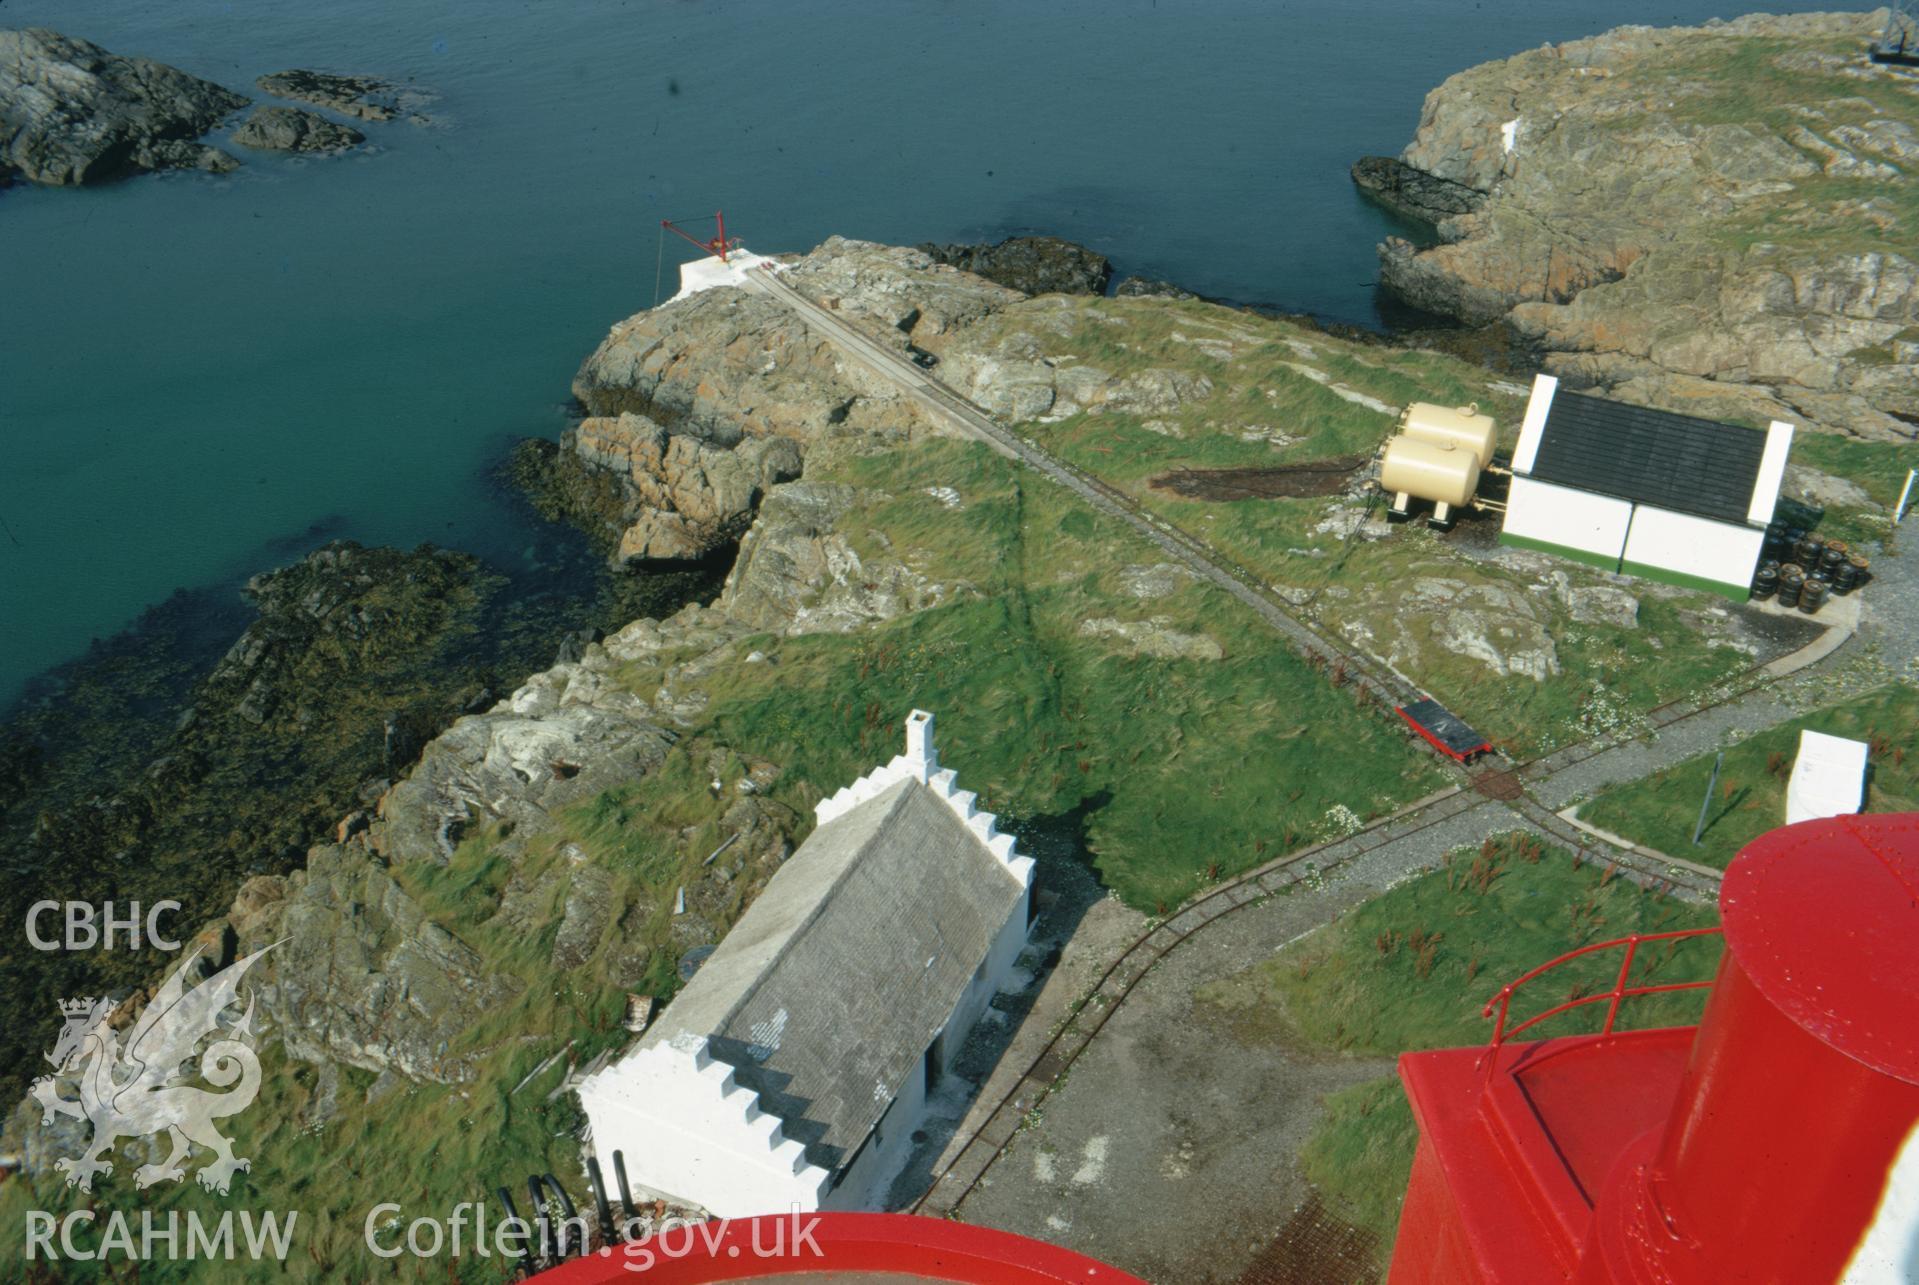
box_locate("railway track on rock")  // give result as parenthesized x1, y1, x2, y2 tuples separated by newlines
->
(740, 261, 1822, 1219)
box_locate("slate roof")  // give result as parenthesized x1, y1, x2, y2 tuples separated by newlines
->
(642, 777, 1025, 1171)
(1529, 392, 1768, 526)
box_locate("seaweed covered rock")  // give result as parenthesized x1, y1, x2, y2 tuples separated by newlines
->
(232, 105, 364, 153)
(255, 69, 404, 121)
(918, 235, 1113, 297)
(0, 541, 613, 1106)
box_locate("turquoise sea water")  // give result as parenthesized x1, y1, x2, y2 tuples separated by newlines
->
(1, 0, 1740, 704)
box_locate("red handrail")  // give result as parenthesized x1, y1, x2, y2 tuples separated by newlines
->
(1479, 927, 1723, 1068)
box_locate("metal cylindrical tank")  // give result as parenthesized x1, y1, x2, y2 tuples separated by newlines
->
(1381, 437, 1482, 509)
(1578, 814, 1919, 1285)
(1400, 402, 1498, 469)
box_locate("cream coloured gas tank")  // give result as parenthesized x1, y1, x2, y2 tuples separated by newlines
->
(1381, 436, 1482, 508)
(1399, 401, 1497, 470)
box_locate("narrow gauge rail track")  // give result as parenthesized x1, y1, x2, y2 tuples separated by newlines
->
(744, 262, 1748, 1218)
(911, 784, 1491, 1218)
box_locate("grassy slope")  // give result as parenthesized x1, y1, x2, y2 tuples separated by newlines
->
(1655, 35, 1919, 258)
(2, 435, 1448, 1280)
(1216, 834, 1721, 1271)
(699, 437, 1449, 911)
(962, 296, 1772, 757)
(1579, 681, 1919, 870)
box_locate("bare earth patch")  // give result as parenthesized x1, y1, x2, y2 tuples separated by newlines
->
(1150, 456, 1368, 501)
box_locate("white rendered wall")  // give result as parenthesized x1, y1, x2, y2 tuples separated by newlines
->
(1511, 373, 1559, 475)
(822, 1042, 930, 1212)
(577, 1035, 832, 1219)
(1502, 476, 1632, 563)
(824, 887, 1031, 1211)
(1748, 420, 1796, 525)
(1621, 505, 1765, 590)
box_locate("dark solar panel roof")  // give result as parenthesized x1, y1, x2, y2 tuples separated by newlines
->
(1530, 392, 1767, 525)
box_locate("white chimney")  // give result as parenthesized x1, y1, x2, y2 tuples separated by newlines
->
(905, 709, 937, 773)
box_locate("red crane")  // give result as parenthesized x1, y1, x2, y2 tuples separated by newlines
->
(660, 211, 737, 264)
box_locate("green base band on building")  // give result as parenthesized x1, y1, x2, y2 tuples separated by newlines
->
(1497, 532, 1623, 573)
(1620, 560, 1752, 603)
(1497, 535, 1753, 601)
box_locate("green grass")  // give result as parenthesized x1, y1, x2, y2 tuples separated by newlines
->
(1787, 433, 1915, 548)
(953, 295, 1766, 759)
(0, 738, 768, 1282)
(1244, 836, 1722, 1279)
(1203, 834, 1721, 1057)
(0, 424, 1457, 1280)
(1299, 1077, 1419, 1264)
(703, 437, 1449, 911)
(1579, 682, 1919, 869)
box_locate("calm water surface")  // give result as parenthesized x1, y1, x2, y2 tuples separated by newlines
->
(0, 0, 1739, 703)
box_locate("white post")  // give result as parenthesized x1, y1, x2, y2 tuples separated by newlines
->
(904, 709, 937, 774)
(1895, 467, 1916, 525)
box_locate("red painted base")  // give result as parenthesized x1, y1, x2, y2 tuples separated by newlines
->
(525, 1212, 1146, 1284)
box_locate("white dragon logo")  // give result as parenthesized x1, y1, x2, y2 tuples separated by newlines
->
(31, 944, 274, 1195)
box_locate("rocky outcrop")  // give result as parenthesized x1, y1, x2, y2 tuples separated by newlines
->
(1077, 616, 1223, 661)
(918, 235, 1113, 297)
(566, 238, 1039, 560)
(227, 844, 523, 1082)
(0, 28, 244, 185)
(1350, 155, 1487, 225)
(1114, 276, 1199, 301)
(570, 412, 802, 562)
(1363, 11, 1918, 439)
(722, 482, 963, 633)
(375, 645, 681, 867)
(255, 69, 406, 122)
(232, 105, 364, 153)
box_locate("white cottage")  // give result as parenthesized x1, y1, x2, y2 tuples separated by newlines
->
(1501, 374, 1795, 601)
(577, 710, 1035, 1218)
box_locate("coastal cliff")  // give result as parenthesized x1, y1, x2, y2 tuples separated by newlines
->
(1356, 10, 1917, 441)
(7, 221, 1905, 1269)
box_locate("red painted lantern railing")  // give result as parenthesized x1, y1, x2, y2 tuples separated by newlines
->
(1479, 927, 1723, 1069)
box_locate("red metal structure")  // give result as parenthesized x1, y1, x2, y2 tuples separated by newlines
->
(663, 211, 737, 264)
(1395, 697, 1492, 763)
(524, 1211, 1145, 1283)
(1389, 812, 1919, 1283)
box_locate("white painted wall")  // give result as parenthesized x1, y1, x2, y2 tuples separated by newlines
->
(822, 1039, 929, 1211)
(1621, 504, 1764, 590)
(1787, 729, 1870, 825)
(577, 1035, 833, 1219)
(1503, 476, 1632, 563)
(1748, 420, 1796, 525)
(1511, 373, 1558, 475)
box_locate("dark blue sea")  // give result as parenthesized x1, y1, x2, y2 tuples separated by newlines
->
(0, 0, 1741, 702)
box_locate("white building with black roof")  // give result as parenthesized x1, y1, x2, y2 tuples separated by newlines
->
(1500, 374, 1795, 600)
(577, 710, 1035, 1218)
